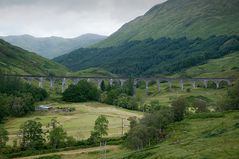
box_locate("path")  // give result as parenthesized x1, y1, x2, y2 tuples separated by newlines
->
(14, 145, 119, 159)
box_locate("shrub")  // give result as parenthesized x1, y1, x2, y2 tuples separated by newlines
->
(193, 99, 208, 113)
(171, 97, 188, 122)
(217, 81, 239, 111)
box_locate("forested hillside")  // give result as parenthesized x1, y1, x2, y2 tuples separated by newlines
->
(0, 39, 68, 75)
(54, 35, 239, 76)
(95, 0, 239, 48)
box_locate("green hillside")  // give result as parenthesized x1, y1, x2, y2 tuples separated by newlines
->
(95, 0, 239, 48)
(173, 52, 239, 78)
(0, 39, 69, 75)
(121, 111, 239, 159)
(54, 36, 239, 76)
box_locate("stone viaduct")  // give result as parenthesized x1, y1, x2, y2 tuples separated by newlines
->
(1, 75, 234, 95)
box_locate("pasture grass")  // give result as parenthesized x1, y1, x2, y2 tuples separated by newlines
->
(4, 102, 142, 145)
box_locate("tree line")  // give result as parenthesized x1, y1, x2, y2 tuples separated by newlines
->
(0, 115, 109, 158)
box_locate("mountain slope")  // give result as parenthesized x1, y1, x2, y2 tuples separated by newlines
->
(173, 51, 239, 78)
(0, 39, 69, 75)
(1, 34, 107, 59)
(95, 0, 239, 48)
(54, 36, 239, 76)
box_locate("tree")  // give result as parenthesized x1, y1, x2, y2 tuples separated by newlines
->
(127, 108, 173, 150)
(123, 79, 134, 96)
(0, 126, 8, 148)
(62, 80, 100, 102)
(171, 97, 187, 121)
(47, 119, 67, 149)
(89, 115, 109, 143)
(100, 81, 106, 92)
(128, 117, 137, 129)
(127, 125, 148, 150)
(0, 94, 10, 122)
(19, 120, 45, 149)
(94, 115, 109, 138)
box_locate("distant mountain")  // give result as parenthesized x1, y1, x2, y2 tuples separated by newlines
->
(0, 39, 69, 75)
(95, 0, 239, 48)
(0, 34, 107, 59)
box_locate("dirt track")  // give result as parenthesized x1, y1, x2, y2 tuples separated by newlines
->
(14, 145, 119, 159)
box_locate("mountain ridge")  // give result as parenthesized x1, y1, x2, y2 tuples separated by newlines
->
(94, 0, 239, 48)
(0, 33, 107, 59)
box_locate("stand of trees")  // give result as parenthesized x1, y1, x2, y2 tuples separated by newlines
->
(0, 76, 48, 122)
(62, 79, 139, 110)
(62, 80, 100, 102)
(126, 97, 188, 150)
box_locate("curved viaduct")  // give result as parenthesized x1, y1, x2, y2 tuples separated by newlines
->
(0, 75, 234, 95)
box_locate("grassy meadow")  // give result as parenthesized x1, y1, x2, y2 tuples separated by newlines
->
(4, 102, 142, 145)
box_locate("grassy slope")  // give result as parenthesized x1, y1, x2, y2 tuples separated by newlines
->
(172, 52, 239, 78)
(122, 111, 239, 159)
(0, 39, 69, 75)
(73, 68, 116, 77)
(25, 111, 239, 159)
(95, 0, 239, 48)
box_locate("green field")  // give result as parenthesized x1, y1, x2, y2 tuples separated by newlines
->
(4, 102, 142, 145)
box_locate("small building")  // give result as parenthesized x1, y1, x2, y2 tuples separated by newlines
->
(35, 105, 52, 111)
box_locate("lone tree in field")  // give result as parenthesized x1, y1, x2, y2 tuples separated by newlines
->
(89, 115, 109, 143)
(47, 119, 68, 149)
(0, 126, 8, 148)
(19, 120, 45, 149)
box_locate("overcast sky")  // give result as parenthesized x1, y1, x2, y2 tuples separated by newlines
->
(0, 0, 167, 38)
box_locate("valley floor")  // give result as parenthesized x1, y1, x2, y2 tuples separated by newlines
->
(11, 111, 239, 159)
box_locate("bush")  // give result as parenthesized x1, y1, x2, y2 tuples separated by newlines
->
(218, 81, 239, 111)
(62, 80, 100, 102)
(171, 97, 188, 122)
(193, 99, 208, 113)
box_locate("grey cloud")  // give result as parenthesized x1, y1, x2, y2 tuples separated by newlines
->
(0, 0, 167, 37)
